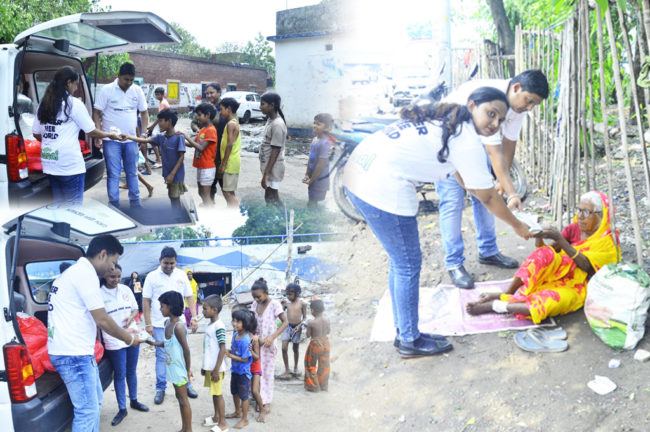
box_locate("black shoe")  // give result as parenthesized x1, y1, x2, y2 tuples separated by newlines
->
(187, 385, 198, 399)
(398, 336, 453, 358)
(478, 252, 519, 269)
(154, 390, 164, 405)
(130, 400, 149, 412)
(448, 266, 474, 289)
(393, 333, 447, 349)
(111, 409, 128, 426)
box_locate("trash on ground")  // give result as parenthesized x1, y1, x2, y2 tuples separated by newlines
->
(608, 358, 621, 368)
(587, 375, 617, 395)
(634, 349, 650, 362)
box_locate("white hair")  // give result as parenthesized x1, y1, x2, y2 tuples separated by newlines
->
(580, 191, 603, 212)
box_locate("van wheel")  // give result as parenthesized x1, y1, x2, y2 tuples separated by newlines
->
(242, 111, 251, 124)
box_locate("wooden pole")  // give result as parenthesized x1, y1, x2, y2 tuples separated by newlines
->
(285, 209, 294, 284)
(579, 0, 590, 192)
(585, 2, 596, 191)
(615, 1, 650, 207)
(605, 6, 643, 264)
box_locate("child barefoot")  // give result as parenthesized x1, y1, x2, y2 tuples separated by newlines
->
(201, 295, 228, 432)
(280, 283, 307, 379)
(304, 299, 330, 392)
(232, 304, 263, 414)
(225, 309, 254, 429)
(146, 291, 193, 431)
(302, 113, 335, 207)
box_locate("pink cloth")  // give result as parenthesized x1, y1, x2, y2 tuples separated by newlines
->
(252, 299, 283, 404)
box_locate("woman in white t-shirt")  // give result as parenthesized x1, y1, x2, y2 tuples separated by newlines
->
(100, 264, 149, 426)
(343, 87, 531, 359)
(32, 66, 121, 206)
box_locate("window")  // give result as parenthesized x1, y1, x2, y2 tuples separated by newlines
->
(254, 94, 260, 102)
(24, 260, 76, 304)
(246, 94, 254, 102)
(34, 70, 85, 102)
(227, 83, 237, 92)
(249, 85, 257, 92)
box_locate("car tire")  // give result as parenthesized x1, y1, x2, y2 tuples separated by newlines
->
(242, 111, 251, 124)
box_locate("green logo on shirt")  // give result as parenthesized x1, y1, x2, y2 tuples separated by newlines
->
(41, 147, 59, 161)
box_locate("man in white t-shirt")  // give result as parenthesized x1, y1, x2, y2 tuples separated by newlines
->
(143, 246, 199, 404)
(48, 235, 141, 432)
(435, 70, 549, 289)
(93, 62, 149, 208)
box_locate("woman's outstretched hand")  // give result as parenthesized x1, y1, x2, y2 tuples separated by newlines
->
(534, 228, 562, 242)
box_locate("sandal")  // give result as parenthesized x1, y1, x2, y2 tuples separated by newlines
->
(203, 416, 218, 427)
(514, 330, 568, 353)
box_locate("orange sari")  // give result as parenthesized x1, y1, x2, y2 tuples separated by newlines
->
(502, 191, 619, 324)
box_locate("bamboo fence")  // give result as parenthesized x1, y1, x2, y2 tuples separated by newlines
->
(513, 0, 650, 266)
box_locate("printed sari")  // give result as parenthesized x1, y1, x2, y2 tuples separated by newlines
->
(502, 191, 620, 324)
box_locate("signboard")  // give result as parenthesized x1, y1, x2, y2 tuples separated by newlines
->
(167, 79, 180, 103)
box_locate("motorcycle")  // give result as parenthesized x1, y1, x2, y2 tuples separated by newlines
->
(328, 69, 528, 222)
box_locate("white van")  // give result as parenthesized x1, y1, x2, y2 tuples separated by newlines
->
(0, 200, 197, 431)
(0, 11, 181, 208)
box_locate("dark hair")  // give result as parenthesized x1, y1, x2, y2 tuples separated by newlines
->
(400, 86, 508, 163)
(37, 66, 79, 124)
(195, 102, 217, 120)
(219, 97, 240, 114)
(231, 303, 248, 313)
(99, 263, 122, 287)
(310, 299, 325, 314)
(286, 283, 301, 295)
(157, 109, 178, 126)
(206, 82, 221, 92)
(159, 291, 184, 316)
(131, 271, 139, 278)
(232, 309, 255, 333)
(160, 246, 177, 260)
(204, 294, 223, 313)
(154, 87, 165, 95)
(247, 310, 258, 333)
(314, 113, 334, 129)
(119, 62, 136, 76)
(251, 278, 268, 293)
(113, 263, 122, 272)
(510, 69, 549, 99)
(261, 92, 286, 124)
(59, 261, 72, 274)
(86, 234, 123, 258)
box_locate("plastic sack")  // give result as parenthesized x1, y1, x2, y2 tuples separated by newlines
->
(584, 263, 650, 350)
(17, 313, 48, 378)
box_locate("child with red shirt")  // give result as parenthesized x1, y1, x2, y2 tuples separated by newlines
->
(178, 103, 218, 206)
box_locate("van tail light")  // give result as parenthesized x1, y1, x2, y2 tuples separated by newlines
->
(3, 342, 37, 403)
(79, 140, 91, 155)
(6, 134, 29, 181)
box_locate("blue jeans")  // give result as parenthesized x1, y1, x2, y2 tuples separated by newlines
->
(49, 354, 102, 432)
(346, 189, 422, 342)
(105, 346, 140, 409)
(434, 175, 499, 269)
(49, 173, 85, 206)
(153, 326, 194, 394)
(104, 140, 140, 207)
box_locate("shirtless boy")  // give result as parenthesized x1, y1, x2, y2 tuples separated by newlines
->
(304, 299, 330, 392)
(280, 283, 307, 379)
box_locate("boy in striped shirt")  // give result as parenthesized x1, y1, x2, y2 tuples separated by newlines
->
(201, 295, 228, 431)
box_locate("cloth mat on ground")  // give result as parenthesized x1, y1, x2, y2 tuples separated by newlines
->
(370, 279, 555, 341)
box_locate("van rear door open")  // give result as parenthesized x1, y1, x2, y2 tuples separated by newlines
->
(14, 11, 182, 57)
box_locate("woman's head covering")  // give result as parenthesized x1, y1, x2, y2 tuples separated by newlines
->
(573, 190, 620, 271)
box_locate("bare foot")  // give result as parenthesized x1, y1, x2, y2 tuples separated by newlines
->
(146, 184, 154, 197)
(477, 292, 501, 303)
(233, 419, 249, 429)
(278, 371, 292, 380)
(256, 412, 266, 423)
(466, 301, 495, 315)
(217, 423, 228, 431)
(225, 411, 241, 419)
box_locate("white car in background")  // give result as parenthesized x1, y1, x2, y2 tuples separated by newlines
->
(221, 91, 264, 123)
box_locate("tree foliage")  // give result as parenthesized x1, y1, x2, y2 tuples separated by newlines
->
(215, 33, 275, 76)
(135, 225, 213, 247)
(0, 0, 101, 44)
(149, 22, 211, 58)
(232, 198, 335, 245)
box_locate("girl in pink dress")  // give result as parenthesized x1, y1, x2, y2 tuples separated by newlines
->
(251, 278, 287, 422)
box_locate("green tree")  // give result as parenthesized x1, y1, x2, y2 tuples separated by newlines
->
(0, 0, 101, 44)
(232, 198, 336, 245)
(215, 33, 275, 79)
(136, 225, 213, 247)
(84, 53, 131, 83)
(149, 22, 211, 58)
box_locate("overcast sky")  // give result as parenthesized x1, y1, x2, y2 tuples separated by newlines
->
(99, 0, 321, 49)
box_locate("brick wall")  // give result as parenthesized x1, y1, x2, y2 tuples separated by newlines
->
(100, 50, 268, 92)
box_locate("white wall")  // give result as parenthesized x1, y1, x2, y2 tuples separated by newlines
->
(274, 35, 350, 130)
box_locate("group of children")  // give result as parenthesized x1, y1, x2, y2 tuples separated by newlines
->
(128, 85, 337, 209)
(147, 278, 330, 431)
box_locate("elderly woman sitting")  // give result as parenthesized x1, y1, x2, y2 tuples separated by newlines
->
(466, 191, 620, 323)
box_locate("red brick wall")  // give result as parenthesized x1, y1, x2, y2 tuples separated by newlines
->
(100, 50, 268, 92)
